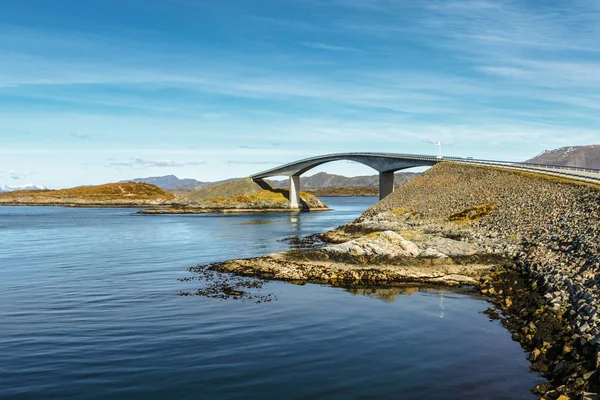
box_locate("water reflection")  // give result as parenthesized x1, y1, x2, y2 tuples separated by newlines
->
(347, 286, 459, 318)
(289, 213, 300, 231)
(239, 219, 274, 225)
(347, 285, 422, 301)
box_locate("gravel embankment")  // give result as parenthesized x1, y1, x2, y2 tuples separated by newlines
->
(362, 162, 600, 399)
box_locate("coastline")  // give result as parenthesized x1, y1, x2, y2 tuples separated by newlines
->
(138, 206, 331, 214)
(0, 202, 155, 208)
(205, 162, 600, 399)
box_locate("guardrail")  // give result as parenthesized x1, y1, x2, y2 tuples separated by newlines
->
(462, 158, 600, 174)
(456, 159, 600, 184)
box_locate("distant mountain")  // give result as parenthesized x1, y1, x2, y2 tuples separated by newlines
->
(268, 171, 419, 189)
(122, 175, 236, 192)
(126, 172, 419, 193)
(0, 184, 47, 193)
(121, 175, 203, 189)
(526, 145, 600, 169)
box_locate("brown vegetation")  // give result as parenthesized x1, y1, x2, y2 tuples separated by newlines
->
(0, 182, 174, 206)
(448, 204, 496, 222)
(141, 178, 329, 213)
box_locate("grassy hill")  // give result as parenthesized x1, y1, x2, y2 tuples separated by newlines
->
(0, 182, 174, 206)
(141, 178, 328, 213)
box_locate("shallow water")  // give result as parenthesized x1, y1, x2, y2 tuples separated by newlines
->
(0, 198, 541, 399)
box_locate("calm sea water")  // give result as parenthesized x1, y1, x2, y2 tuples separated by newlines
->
(0, 197, 541, 399)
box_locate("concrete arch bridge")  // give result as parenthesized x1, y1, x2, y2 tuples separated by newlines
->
(250, 152, 600, 209)
(250, 152, 447, 208)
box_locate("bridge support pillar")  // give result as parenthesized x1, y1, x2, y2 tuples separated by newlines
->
(289, 175, 301, 209)
(379, 171, 394, 200)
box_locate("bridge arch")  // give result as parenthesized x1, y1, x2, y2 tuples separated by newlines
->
(250, 152, 442, 208)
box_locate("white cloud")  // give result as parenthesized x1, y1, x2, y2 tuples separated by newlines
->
(476, 66, 528, 78)
(0, 168, 36, 180)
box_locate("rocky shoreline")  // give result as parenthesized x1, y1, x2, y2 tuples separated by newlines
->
(213, 214, 508, 287)
(206, 162, 600, 399)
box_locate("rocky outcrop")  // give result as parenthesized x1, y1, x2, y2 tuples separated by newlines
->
(213, 208, 511, 287)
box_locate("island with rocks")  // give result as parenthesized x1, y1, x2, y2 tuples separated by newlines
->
(203, 162, 600, 400)
(139, 177, 328, 214)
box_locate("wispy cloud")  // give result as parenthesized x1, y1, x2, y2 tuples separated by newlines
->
(200, 112, 227, 119)
(106, 158, 207, 168)
(0, 168, 36, 180)
(246, 15, 321, 32)
(476, 66, 528, 78)
(226, 161, 284, 165)
(71, 132, 90, 139)
(300, 42, 358, 52)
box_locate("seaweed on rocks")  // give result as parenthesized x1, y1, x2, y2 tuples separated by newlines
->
(178, 264, 276, 303)
(280, 233, 325, 249)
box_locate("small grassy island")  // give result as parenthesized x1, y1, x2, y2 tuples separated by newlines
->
(139, 177, 329, 214)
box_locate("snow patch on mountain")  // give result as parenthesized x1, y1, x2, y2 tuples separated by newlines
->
(0, 184, 48, 193)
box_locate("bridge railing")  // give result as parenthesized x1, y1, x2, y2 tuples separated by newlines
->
(463, 158, 600, 174)
(458, 159, 600, 183)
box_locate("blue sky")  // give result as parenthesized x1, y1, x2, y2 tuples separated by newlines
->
(1, 0, 599, 188)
